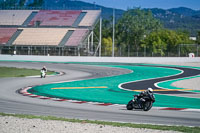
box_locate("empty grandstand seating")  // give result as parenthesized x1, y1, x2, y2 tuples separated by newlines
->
(29, 10, 81, 26)
(79, 10, 101, 27)
(0, 9, 100, 56)
(13, 28, 68, 46)
(0, 10, 35, 25)
(65, 29, 88, 46)
(0, 10, 100, 27)
(0, 28, 17, 45)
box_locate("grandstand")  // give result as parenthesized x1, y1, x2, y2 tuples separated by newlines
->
(0, 10, 101, 56)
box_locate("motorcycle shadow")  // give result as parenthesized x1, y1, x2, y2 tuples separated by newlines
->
(121, 108, 144, 111)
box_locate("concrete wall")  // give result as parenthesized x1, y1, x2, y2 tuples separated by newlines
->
(0, 55, 200, 63)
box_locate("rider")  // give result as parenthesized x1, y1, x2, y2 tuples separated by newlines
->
(41, 66, 47, 75)
(137, 88, 155, 107)
(41, 66, 47, 73)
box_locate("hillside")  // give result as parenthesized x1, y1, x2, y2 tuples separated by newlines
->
(149, 7, 200, 36)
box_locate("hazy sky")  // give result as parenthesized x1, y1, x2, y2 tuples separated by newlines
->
(80, 0, 200, 10)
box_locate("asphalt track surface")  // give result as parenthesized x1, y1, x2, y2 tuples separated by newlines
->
(0, 62, 200, 127)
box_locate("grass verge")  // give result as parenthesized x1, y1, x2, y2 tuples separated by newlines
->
(0, 112, 199, 133)
(0, 67, 54, 77)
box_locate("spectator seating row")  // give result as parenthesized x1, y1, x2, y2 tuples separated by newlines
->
(79, 10, 101, 27)
(0, 10, 36, 25)
(65, 29, 88, 46)
(0, 28, 17, 45)
(13, 28, 69, 46)
(0, 10, 100, 27)
(29, 10, 81, 26)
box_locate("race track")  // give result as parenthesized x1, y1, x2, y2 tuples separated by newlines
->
(0, 61, 200, 127)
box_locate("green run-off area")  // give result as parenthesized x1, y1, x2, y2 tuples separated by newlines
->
(28, 64, 200, 109)
(0, 67, 54, 77)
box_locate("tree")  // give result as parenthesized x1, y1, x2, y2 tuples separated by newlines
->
(116, 9, 162, 55)
(28, 0, 43, 7)
(197, 31, 200, 44)
(102, 37, 113, 56)
(19, 0, 26, 7)
(142, 29, 194, 56)
(0, 0, 18, 8)
(142, 31, 167, 56)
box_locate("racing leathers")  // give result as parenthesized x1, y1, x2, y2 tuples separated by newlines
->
(136, 90, 155, 108)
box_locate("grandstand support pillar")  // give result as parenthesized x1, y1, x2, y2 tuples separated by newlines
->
(47, 46, 49, 56)
(74, 47, 77, 56)
(30, 46, 32, 55)
(44, 46, 46, 56)
(112, 8, 115, 57)
(62, 47, 64, 56)
(94, 16, 102, 56)
(78, 47, 80, 56)
(88, 31, 94, 56)
(58, 47, 61, 56)
(88, 34, 90, 55)
(99, 17, 102, 57)
(28, 47, 30, 55)
(14, 46, 17, 55)
(91, 31, 94, 54)
(0, 46, 2, 54)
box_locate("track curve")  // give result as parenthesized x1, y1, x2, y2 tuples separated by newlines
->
(121, 65, 200, 94)
(0, 62, 200, 127)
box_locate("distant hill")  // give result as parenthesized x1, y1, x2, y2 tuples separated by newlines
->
(169, 7, 197, 16)
(148, 7, 200, 36)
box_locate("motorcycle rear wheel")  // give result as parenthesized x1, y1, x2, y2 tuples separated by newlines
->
(126, 100, 134, 110)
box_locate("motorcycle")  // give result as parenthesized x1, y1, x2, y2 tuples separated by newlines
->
(40, 69, 46, 78)
(126, 94, 155, 111)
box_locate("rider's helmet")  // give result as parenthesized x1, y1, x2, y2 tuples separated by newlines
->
(147, 88, 153, 93)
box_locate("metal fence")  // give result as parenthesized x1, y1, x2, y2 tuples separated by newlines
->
(101, 44, 200, 57)
(1, 44, 199, 57)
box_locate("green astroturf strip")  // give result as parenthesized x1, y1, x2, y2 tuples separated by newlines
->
(28, 64, 200, 109)
(0, 67, 54, 77)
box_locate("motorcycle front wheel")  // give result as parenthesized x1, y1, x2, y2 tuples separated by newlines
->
(143, 101, 153, 111)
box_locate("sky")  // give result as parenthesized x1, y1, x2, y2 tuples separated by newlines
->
(79, 0, 200, 10)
